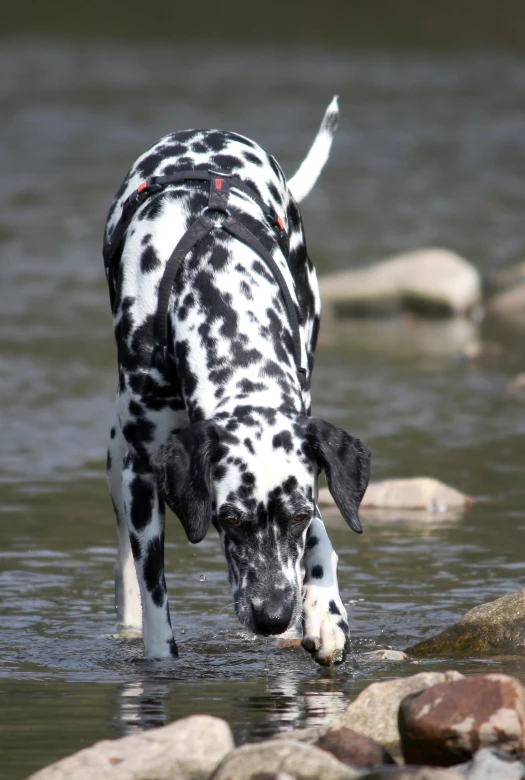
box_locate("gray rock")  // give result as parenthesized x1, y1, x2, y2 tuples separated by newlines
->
(316, 727, 396, 768)
(487, 282, 525, 328)
(327, 671, 463, 754)
(318, 479, 469, 515)
(360, 768, 464, 779)
(319, 248, 482, 318)
(489, 261, 525, 293)
(26, 715, 234, 780)
(455, 748, 525, 780)
(361, 649, 409, 662)
(210, 739, 361, 780)
(407, 589, 525, 656)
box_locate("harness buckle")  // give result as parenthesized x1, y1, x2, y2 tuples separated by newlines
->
(200, 205, 231, 229)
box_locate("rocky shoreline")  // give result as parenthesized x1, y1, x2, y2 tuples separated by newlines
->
(26, 589, 525, 780)
(26, 667, 525, 779)
(24, 594, 525, 778)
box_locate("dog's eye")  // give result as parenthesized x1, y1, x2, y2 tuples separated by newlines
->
(225, 516, 241, 526)
(293, 513, 307, 523)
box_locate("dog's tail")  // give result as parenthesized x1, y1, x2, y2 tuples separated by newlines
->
(287, 96, 339, 203)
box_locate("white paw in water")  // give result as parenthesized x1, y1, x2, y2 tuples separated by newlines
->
(301, 585, 350, 665)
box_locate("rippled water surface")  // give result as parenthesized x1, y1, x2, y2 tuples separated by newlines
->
(2, 35, 525, 780)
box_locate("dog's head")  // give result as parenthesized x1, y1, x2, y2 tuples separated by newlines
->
(150, 409, 370, 636)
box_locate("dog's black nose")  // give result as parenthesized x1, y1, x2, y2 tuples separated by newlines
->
(251, 598, 293, 636)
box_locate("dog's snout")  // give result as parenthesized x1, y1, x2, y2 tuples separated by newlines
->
(251, 593, 294, 636)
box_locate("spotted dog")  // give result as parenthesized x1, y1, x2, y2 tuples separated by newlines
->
(104, 98, 371, 665)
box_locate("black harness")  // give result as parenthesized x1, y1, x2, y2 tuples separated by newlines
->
(103, 170, 308, 390)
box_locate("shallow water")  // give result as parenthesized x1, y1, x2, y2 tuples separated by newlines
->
(2, 36, 525, 780)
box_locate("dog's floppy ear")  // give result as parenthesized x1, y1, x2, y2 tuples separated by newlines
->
(306, 418, 371, 534)
(150, 421, 222, 544)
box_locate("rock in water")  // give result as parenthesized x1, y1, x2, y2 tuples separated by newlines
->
(407, 588, 525, 656)
(319, 248, 481, 318)
(318, 479, 469, 514)
(398, 674, 525, 766)
(326, 671, 463, 753)
(359, 478, 469, 511)
(316, 727, 396, 768)
(359, 768, 464, 779)
(26, 715, 234, 780)
(211, 740, 361, 780)
(454, 747, 525, 780)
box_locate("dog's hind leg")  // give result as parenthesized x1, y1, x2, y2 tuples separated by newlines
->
(121, 453, 178, 658)
(301, 514, 350, 666)
(107, 415, 142, 631)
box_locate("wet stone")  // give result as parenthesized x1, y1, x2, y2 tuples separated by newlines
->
(398, 673, 525, 766)
(211, 739, 361, 780)
(455, 747, 525, 780)
(26, 715, 234, 780)
(407, 588, 525, 656)
(327, 671, 463, 753)
(316, 727, 396, 768)
(362, 649, 409, 662)
(319, 248, 482, 318)
(359, 768, 464, 780)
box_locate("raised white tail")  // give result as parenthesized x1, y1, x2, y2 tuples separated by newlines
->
(287, 96, 339, 203)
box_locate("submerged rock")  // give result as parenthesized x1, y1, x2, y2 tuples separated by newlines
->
(318, 478, 469, 514)
(326, 671, 463, 753)
(359, 768, 463, 779)
(26, 715, 234, 780)
(316, 727, 396, 768)
(362, 649, 409, 662)
(360, 478, 469, 511)
(398, 674, 525, 766)
(319, 248, 482, 318)
(455, 747, 525, 780)
(211, 739, 361, 780)
(407, 588, 525, 656)
(487, 281, 525, 328)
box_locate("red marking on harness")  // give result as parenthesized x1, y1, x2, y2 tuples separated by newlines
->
(137, 181, 148, 193)
(215, 178, 223, 190)
(277, 216, 285, 230)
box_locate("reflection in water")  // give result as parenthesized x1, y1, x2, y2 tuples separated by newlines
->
(262, 672, 347, 733)
(113, 680, 169, 736)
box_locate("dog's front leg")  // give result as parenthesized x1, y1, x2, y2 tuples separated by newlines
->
(107, 417, 141, 631)
(301, 514, 350, 665)
(122, 454, 178, 659)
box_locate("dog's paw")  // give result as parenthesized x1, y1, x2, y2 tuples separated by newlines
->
(301, 586, 350, 666)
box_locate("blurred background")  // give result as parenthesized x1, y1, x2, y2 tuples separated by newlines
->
(2, 3, 525, 778)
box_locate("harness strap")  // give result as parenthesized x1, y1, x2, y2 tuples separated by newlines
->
(105, 169, 308, 391)
(104, 169, 285, 274)
(152, 213, 217, 369)
(221, 215, 307, 389)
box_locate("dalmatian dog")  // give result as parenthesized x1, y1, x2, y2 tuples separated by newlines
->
(104, 97, 371, 665)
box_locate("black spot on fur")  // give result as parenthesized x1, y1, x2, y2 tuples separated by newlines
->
(140, 245, 161, 273)
(283, 476, 298, 494)
(243, 151, 263, 167)
(306, 535, 319, 549)
(329, 600, 341, 615)
(311, 564, 324, 579)
(143, 537, 165, 607)
(272, 431, 293, 453)
(129, 475, 155, 531)
(110, 427, 116, 439)
(211, 153, 242, 171)
(130, 532, 141, 560)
